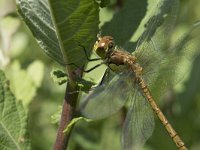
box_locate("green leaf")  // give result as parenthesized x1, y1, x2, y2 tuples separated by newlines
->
(126, 0, 179, 54)
(17, 0, 100, 72)
(63, 117, 92, 133)
(174, 22, 200, 113)
(50, 67, 95, 90)
(0, 70, 31, 150)
(76, 78, 96, 93)
(96, 0, 110, 8)
(102, 0, 179, 50)
(68, 115, 121, 150)
(6, 61, 44, 106)
(50, 68, 67, 85)
(16, 0, 65, 65)
(48, 0, 99, 68)
(27, 60, 44, 87)
(101, 0, 147, 46)
(51, 105, 62, 124)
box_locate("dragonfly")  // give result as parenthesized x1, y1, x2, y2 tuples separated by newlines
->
(79, 1, 200, 150)
(80, 35, 188, 150)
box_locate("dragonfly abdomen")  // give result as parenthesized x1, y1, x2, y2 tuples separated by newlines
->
(137, 76, 187, 150)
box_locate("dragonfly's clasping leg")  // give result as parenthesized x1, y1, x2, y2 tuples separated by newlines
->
(77, 43, 101, 62)
(83, 61, 106, 73)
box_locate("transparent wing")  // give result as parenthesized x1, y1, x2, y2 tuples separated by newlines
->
(134, 0, 179, 81)
(135, 0, 179, 52)
(80, 71, 134, 119)
(128, 1, 181, 100)
(122, 89, 155, 150)
(135, 21, 200, 99)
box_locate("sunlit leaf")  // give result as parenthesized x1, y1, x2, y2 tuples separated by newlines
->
(102, 0, 147, 46)
(6, 60, 44, 106)
(16, 0, 64, 65)
(48, 0, 99, 68)
(27, 60, 44, 87)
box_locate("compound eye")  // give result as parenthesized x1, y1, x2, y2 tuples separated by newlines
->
(108, 42, 114, 49)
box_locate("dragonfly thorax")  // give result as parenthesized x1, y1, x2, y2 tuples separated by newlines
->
(107, 50, 138, 72)
(94, 36, 140, 74)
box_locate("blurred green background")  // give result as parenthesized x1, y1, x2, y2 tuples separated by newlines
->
(1, 0, 200, 150)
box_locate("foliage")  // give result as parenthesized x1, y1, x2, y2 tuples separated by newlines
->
(50, 68, 95, 91)
(6, 60, 44, 107)
(63, 117, 92, 133)
(50, 68, 67, 85)
(0, 0, 200, 150)
(16, 0, 99, 69)
(0, 70, 31, 150)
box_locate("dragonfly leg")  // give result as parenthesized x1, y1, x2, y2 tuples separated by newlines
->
(62, 62, 84, 70)
(84, 62, 105, 73)
(98, 68, 110, 85)
(78, 43, 101, 62)
(62, 61, 105, 73)
(62, 43, 105, 72)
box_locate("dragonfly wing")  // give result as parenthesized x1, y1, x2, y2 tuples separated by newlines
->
(132, 0, 180, 89)
(80, 71, 133, 119)
(137, 22, 200, 100)
(122, 89, 155, 150)
(135, 0, 179, 51)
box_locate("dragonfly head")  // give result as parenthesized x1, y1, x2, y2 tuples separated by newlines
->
(93, 36, 115, 59)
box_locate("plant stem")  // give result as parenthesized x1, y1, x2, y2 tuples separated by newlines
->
(53, 81, 79, 150)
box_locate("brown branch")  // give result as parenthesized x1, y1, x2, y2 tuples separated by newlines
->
(54, 69, 82, 150)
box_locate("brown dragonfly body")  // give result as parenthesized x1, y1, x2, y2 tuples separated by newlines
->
(81, 36, 187, 150)
(96, 36, 187, 149)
